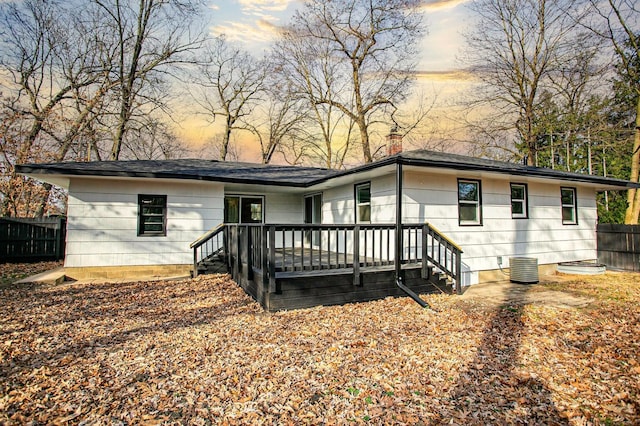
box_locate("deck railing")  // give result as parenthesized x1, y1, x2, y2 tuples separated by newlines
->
(190, 224, 226, 277)
(191, 222, 463, 292)
(423, 223, 463, 293)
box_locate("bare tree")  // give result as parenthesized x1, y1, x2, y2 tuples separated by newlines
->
(463, 0, 584, 165)
(122, 119, 188, 160)
(282, 0, 425, 164)
(0, 0, 110, 216)
(194, 37, 266, 161)
(273, 30, 355, 168)
(0, 0, 203, 215)
(92, 0, 205, 161)
(248, 83, 309, 165)
(0, 1, 107, 163)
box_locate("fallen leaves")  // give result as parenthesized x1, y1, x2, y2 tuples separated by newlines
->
(0, 268, 638, 424)
(0, 261, 61, 287)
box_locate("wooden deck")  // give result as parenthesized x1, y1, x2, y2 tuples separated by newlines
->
(193, 223, 462, 312)
(272, 247, 393, 273)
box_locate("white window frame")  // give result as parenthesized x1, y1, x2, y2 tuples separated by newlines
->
(510, 183, 528, 219)
(458, 179, 482, 226)
(561, 187, 577, 225)
(355, 182, 371, 223)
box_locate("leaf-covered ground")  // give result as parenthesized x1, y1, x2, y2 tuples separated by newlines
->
(0, 261, 62, 287)
(0, 269, 638, 424)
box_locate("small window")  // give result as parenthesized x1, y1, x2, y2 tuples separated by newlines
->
(561, 187, 577, 225)
(511, 183, 528, 219)
(138, 194, 167, 236)
(355, 182, 371, 223)
(458, 179, 482, 225)
(224, 195, 264, 223)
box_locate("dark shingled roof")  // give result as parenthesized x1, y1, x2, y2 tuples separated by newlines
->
(16, 149, 639, 189)
(16, 158, 338, 187)
(396, 150, 639, 187)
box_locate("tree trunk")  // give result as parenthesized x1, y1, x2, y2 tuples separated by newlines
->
(526, 139, 537, 166)
(220, 118, 232, 161)
(624, 97, 640, 224)
(357, 117, 372, 163)
(33, 183, 52, 218)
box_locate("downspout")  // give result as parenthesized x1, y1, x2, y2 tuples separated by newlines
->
(395, 161, 430, 309)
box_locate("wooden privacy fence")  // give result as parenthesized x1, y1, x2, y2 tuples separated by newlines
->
(597, 224, 640, 271)
(0, 217, 66, 262)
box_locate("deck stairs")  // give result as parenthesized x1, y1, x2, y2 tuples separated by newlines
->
(195, 247, 228, 276)
(423, 264, 453, 291)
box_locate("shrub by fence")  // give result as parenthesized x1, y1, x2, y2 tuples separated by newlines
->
(0, 217, 66, 262)
(597, 224, 640, 272)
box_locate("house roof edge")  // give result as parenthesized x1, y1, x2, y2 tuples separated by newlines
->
(15, 150, 640, 190)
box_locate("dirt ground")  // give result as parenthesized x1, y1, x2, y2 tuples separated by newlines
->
(0, 266, 638, 424)
(460, 274, 593, 309)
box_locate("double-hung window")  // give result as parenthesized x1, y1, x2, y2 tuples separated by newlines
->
(355, 182, 371, 223)
(510, 183, 528, 219)
(138, 194, 167, 236)
(458, 179, 482, 225)
(561, 187, 577, 225)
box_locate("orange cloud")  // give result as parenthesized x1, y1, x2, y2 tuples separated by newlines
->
(413, 69, 477, 82)
(211, 19, 281, 42)
(237, 0, 295, 14)
(420, 0, 469, 11)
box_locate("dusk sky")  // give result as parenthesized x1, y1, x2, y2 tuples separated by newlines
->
(206, 0, 470, 72)
(180, 0, 475, 159)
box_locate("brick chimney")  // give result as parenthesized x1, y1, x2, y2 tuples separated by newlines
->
(386, 126, 402, 156)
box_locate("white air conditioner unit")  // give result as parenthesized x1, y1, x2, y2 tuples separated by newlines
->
(509, 257, 539, 284)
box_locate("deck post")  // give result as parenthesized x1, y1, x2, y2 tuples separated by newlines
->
(193, 245, 199, 278)
(232, 225, 242, 282)
(223, 226, 230, 270)
(246, 226, 253, 281)
(353, 225, 361, 286)
(421, 224, 429, 279)
(268, 225, 276, 293)
(262, 226, 269, 289)
(395, 163, 403, 281)
(455, 250, 462, 294)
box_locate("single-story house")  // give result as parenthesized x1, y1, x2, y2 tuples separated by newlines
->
(17, 149, 636, 311)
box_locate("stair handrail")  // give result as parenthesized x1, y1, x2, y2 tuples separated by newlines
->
(190, 223, 225, 249)
(191, 224, 226, 277)
(425, 222, 462, 253)
(423, 222, 463, 294)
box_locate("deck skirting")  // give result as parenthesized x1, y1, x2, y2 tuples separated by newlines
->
(195, 223, 462, 311)
(232, 261, 449, 312)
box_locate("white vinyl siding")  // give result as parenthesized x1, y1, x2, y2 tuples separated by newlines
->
(263, 192, 303, 224)
(65, 178, 224, 267)
(64, 168, 600, 286)
(402, 170, 597, 285)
